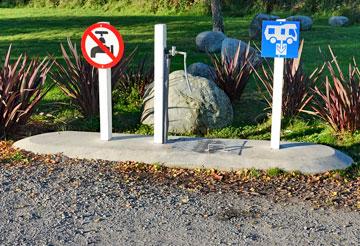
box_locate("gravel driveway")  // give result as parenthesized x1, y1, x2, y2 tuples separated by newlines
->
(0, 158, 359, 245)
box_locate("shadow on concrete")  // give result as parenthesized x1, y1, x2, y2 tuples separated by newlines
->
(280, 142, 316, 149)
(111, 134, 150, 141)
(167, 137, 203, 144)
(169, 138, 252, 156)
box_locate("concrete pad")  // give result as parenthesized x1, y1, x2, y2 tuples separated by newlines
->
(14, 131, 353, 174)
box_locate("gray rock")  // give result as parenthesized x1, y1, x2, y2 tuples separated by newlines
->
(287, 15, 313, 31)
(329, 16, 350, 27)
(141, 70, 233, 134)
(196, 31, 226, 53)
(249, 13, 280, 39)
(187, 62, 215, 81)
(221, 38, 261, 67)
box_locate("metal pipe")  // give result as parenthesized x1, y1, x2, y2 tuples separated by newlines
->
(164, 54, 171, 143)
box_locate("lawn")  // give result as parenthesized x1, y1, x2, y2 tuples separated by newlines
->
(1, 8, 359, 70)
(0, 7, 360, 176)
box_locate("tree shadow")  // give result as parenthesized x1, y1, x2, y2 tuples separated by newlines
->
(0, 13, 253, 69)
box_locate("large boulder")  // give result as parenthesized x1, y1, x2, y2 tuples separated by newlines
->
(196, 31, 226, 53)
(287, 15, 313, 31)
(249, 13, 280, 39)
(187, 62, 215, 81)
(329, 16, 350, 27)
(221, 38, 261, 67)
(141, 71, 233, 134)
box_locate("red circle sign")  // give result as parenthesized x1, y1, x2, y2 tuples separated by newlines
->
(81, 23, 124, 69)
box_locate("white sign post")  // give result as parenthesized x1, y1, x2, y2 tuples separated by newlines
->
(261, 19, 300, 150)
(270, 57, 285, 150)
(81, 22, 125, 141)
(98, 68, 112, 140)
(154, 24, 167, 144)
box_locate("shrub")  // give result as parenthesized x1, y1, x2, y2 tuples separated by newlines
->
(114, 58, 154, 107)
(336, 4, 360, 23)
(210, 43, 261, 103)
(253, 40, 322, 118)
(0, 0, 27, 7)
(13, 1, 360, 17)
(51, 38, 134, 118)
(26, 0, 204, 12)
(0, 45, 53, 138)
(309, 47, 360, 133)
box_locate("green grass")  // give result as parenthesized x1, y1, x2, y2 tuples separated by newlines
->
(2, 151, 29, 164)
(1, 8, 359, 70)
(249, 168, 261, 178)
(1, 7, 359, 122)
(1, 8, 360, 176)
(266, 168, 285, 177)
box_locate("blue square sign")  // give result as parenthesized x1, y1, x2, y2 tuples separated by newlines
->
(261, 20, 300, 58)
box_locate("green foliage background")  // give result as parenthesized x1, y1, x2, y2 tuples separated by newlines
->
(1, 0, 206, 13)
(2, 0, 360, 18)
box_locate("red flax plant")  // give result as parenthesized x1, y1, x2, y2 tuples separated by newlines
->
(51, 38, 135, 118)
(309, 47, 360, 133)
(253, 40, 323, 118)
(0, 45, 53, 139)
(210, 42, 261, 103)
(114, 57, 154, 102)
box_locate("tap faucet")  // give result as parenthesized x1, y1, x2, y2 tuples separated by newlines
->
(90, 31, 114, 58)
(168, 46, 191, 92)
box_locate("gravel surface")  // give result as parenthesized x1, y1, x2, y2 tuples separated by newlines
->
(0, 157, 359, 245)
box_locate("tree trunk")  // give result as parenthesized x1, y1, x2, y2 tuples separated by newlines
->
(211, 0, 224, 33)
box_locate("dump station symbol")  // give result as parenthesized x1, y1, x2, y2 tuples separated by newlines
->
(261, 20, 300, 58)
(81, 23, 124, 69)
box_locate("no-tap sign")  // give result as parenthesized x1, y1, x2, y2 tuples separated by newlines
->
(81, 22, 125, 141)
(81, 23, 124, 69)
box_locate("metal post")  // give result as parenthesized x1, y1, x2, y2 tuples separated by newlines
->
(154, 24, 167, 144)
(98, 68, 112, 141)
(163, 55, 171, 143)
(270, 57, 285, 150)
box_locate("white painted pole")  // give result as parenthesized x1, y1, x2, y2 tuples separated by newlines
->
(96, 21, 112, 141)
(154, 24, 167, 144)
(270, 57, 285, 150)
(98, 68, 112, 141)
